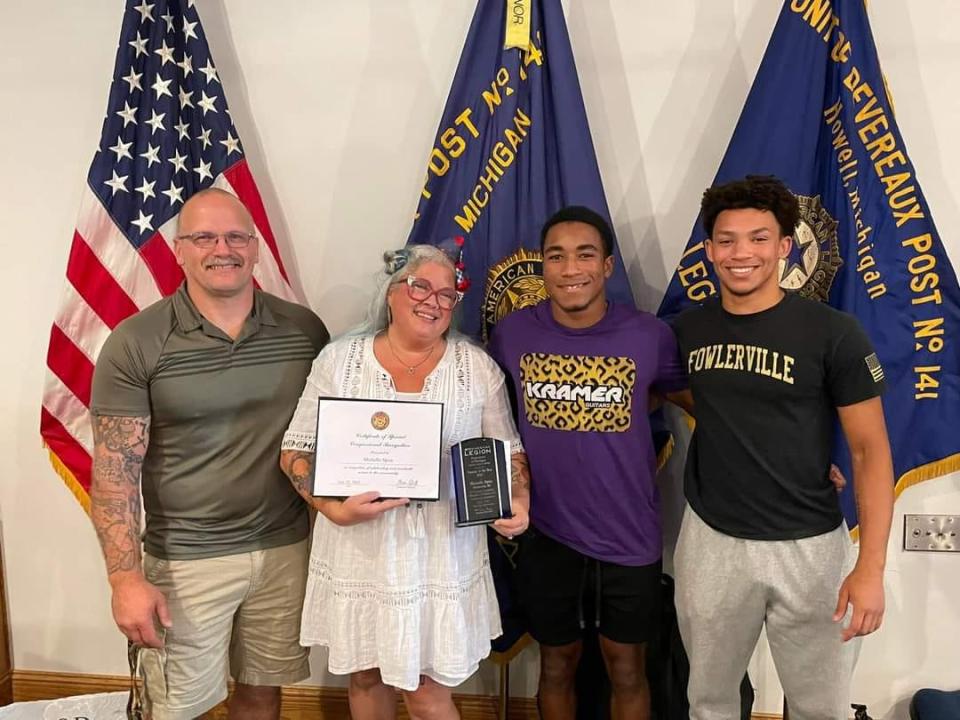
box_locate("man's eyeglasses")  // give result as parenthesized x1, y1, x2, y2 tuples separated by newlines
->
(176, 231, 255, 249)
(402, 275, 459, 310)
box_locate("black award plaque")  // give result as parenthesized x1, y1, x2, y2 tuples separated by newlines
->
(451, 437, 512, 527)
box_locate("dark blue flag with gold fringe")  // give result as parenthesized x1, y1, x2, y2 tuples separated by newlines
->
(657, 0, 960, 530)
(405, 0, 632, 342)
(404, 0, 637, 690)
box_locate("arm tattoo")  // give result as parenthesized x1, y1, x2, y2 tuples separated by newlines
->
(90, 415, 150, 576)
(511, 452, 531, 494)
(280, 450, 316, 499)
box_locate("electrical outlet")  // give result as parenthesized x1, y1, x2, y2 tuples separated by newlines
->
(903, 514, 960, 552)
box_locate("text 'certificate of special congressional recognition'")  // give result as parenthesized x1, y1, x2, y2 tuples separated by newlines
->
(313, 397, 443, 500)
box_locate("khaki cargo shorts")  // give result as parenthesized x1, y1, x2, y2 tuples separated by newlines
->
(136, 539, 310, 720)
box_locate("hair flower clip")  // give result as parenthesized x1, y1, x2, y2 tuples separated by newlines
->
(383, 248, 410, 275)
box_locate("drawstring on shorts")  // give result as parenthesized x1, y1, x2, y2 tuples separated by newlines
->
(576, 556, 602, 630)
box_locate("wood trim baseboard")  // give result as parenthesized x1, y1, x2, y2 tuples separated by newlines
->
(10, 670, 539, 719)
(10, 670, 785, 719)
(0, 669, 12, 706)
(12, 669, 130, 700)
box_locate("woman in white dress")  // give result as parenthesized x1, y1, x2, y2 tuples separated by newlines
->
(280, 244, 530, 719)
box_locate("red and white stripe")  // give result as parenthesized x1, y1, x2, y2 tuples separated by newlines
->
(41, 159, 302, 499)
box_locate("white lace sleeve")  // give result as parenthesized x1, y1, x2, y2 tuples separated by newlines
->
(282, 343, 338, 453)
(477, 349, 524, 455)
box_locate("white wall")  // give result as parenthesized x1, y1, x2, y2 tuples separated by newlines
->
(1, 2, 957, 716)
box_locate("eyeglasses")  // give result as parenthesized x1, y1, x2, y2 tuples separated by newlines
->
(402, 275, 459, 310)
(176, 231, 255, 249)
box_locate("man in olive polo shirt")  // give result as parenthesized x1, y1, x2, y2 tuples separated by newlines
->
(90, 188, 328, 720)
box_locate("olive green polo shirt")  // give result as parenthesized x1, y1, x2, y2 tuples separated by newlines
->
(91, 283, 329, 560)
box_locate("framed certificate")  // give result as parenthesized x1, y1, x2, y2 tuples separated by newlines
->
(312, 397, 443, 500)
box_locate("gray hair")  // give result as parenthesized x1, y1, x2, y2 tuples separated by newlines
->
(347, 244, 459, 337)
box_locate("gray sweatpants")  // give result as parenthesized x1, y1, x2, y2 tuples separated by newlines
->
(674, 506, 859, 720)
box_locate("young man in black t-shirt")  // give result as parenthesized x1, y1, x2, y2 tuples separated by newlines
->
(670, 176, 894, 719)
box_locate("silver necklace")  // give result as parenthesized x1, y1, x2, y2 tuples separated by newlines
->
(385, 332, 437, 375)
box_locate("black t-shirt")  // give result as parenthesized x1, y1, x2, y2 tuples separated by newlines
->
(671, 293, 886, 540)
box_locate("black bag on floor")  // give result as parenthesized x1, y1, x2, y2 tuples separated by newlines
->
(648, 574, 754, 720)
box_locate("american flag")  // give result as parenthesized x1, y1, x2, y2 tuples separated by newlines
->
(41, 0, 299, 510)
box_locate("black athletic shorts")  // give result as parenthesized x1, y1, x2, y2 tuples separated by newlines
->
(518, 526, 662, 646)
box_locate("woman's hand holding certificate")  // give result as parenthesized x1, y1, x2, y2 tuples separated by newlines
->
(322, 491, 410, 526)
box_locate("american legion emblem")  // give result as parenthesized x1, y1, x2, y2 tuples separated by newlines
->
(483, 248, 549, 341)
(779, 193, 843, 302)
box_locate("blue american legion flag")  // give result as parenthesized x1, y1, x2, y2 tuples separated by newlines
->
(405, 0, 636, 661)
(658, 0, 960, 528)
(405, 0, 632, 341)
(41, 0, 299, 509)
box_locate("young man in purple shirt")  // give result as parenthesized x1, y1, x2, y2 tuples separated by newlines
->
(488, 207, 688, 720)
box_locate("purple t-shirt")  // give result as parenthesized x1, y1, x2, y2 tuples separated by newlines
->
(488, 302, 686, 566)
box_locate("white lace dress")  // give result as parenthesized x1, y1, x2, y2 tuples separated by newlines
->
(281, 335, 523, 691)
